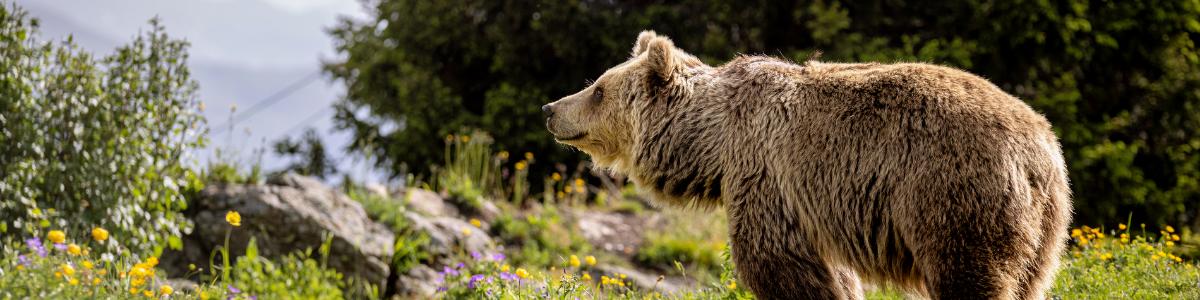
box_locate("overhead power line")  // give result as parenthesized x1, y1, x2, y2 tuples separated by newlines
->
(210, 71, 322, 135)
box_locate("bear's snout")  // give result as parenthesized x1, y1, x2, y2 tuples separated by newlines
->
(541, 103, 555, 118)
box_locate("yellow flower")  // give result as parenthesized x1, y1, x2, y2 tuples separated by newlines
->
(445, 134, 454, 142)
(620, 273, 627, 279)
(48, 230, 66, 244)
(159, 285, 174, 296)
(515, 268, 529, 279)
(1119, 224, 1127, 230)
(130, 288, 139, 295)
(460, 135, 471, 143)
(1079, 238, 1089, 246)
(498, 151, 510, 160)
(1172, 234, 1181, 241)
(67, 243, 81, 256)
(226, 211, 242, 227)
(470, 218, 482, 228)
(461, 227, 472, 236)
(557, 191, 566, 199)
(69, 278, 79, 285)
(575, 178, 585, 187)
(585, 255, 597, 266)
(601, 275, 611, 285)
(569, 255, 581, 267)
(92, 227, 109, 241)
(146, 256, 159, 267)
(524, 152, 534, 160)
(727, 280, 737, 289)
(131, 266, 150, 278)
(565, 186, 573, 193)
(188, 263, 197, 271)
(143, 290, 154, 297)
(92, 278, 101, 285)
(1166, 226, 1175, 233)
(1167, 241, 1175, 247)
(552, 173, 562, 181)
(582, 273, 592, 281)
(61, 264, 76, 276)
(515, 161, 527, 171)
(82, 260, 94, 270)
(500, 264, 511, 272)
(1071, 229, 1082, 237)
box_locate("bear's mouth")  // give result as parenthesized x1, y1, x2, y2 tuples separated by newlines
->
(555, 132, 588, 141)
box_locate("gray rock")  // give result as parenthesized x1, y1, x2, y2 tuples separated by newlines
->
(406, 188, 460, 218)
(394, 265, 440, 298)
(163, 173, 395, 286)
(404, 212, 494, 259)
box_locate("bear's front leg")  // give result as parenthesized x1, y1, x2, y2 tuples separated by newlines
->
(731, 236, 860, 300)
(728, 203, 862, 300)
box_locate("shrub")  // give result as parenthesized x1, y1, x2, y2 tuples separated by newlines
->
(0, 3, 205, 254)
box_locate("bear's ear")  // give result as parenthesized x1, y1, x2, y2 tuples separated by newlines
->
(644, 36, 678, 82)
(631, 30, 658, 57)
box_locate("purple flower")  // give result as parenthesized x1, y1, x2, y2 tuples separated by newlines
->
(53, 243, 66, 251)
(17, 255, 30, 266)
(228, 285, 241, 294)
(436, 286, 448, 292)
(456, 262, 465, 269)
(471, 251, 483, 260)
(442, 266, 459, 277)
(491, 253, 506, 261)
(499, 271, 517, 281)
(467, 274, 486, 289)
(25, 238, 46, 257)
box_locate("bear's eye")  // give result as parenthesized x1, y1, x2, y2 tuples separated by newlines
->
(592, 87, 604, 102)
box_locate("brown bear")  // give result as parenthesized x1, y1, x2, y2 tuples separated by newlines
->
(543, 31, 1072, 300)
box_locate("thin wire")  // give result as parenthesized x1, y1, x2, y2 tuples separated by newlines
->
(210, 71, 322, 135)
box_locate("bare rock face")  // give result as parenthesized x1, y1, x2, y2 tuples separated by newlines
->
(164, 173, 395, 286)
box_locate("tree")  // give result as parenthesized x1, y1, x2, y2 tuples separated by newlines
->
(273, 128, 338, 179)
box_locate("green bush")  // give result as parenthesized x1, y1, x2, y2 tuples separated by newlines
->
(490, 207, 591, 268)
(0, 3, 205, 254)
(227, 238, 363, 300)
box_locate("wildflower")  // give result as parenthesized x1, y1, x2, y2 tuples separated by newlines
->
(499, 271, 517, 281)
(48, 230, 66, 244)
(498, 151, 510, 160)
(17, 255, 29, 267)
(515, 161, 527, 171)
(1172, 234, 1181, 241)
(160, 285, 174, 296)
(130, 288, 139, 295)
(462, 227, 472, 236)
(1166, 225, 1175, 233)
(471, 251, 484, 260)
(461, 135, 471, 143)
(228, 285, 241, 295)
(189, 263, 197, 271)
(25, 238, 47, 257)
(69, 278, 79, 285)
(575, 178, 585, 187)
(620, 273, 627, 279)
(226, 211, 242, 227)
(1167, 241, 1175, 247)
(566, 187, 573, 193)
(500, 264, 511, 272)
(143, 290, 154, 297)
(61, 264, 76, 276)
(92, 278, 101, 285)
(585, 255, 597, 266)
(557, 191, 566, 199)
(552, 173, 562, 181)
(582, 273, 592, 281)
(569, 255, 581, 267)
(1071, 229, 1082, 237)
(515, 268, 529, 279)
(492, 253, 506, 261)
(82, 260, 94, 270)
(601, 275, 611, 285)
(1079, 238, 1089, 246)
(92, 227, 109, 241)
(442, 266, 459, 277)
(67, 243, 81, 256)
(146, 256, 159, 267)
(524, 152, 534, 160)
(468, 274, 486, 289)
(1119, 224, 1127, 230)
(470, 218, 482, 228)
(727, 280, 737, 289)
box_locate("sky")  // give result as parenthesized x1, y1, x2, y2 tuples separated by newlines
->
(16, 0, 386, 183)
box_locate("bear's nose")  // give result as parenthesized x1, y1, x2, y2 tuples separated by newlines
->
(542, 104, 555, 118)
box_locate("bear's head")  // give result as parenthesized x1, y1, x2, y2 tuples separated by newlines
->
(543, 31, 708, 175)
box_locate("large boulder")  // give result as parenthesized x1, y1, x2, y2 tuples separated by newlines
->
(164, 173, 395, 286)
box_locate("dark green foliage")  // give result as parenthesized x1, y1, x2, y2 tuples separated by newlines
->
(0, 3, 205, 253)
(327, 0, 1200, 226)
(273, 128, 338, 179)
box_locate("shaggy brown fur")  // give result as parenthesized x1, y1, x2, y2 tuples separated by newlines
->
(544, 31, 1072, 300)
